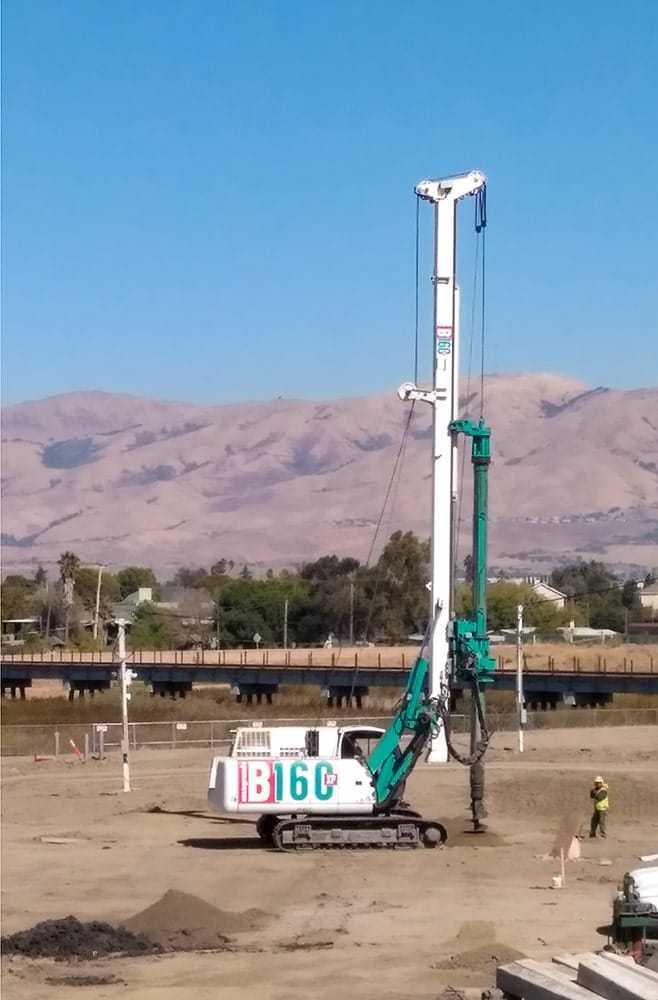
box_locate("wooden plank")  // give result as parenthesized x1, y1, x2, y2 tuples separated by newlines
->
(576, 954, 658, 1000)
(599, 952, 658, 987)
(497, 959, 597, 1000)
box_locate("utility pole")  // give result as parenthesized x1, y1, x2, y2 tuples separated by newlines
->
(516, 603, 524, 753)
(398, 170, 487, 763)
(283, 599, 289, 650)
(45, 589, 52, 640)
(348, 579, 355, 646)
(93, 565, 104, 641)
(117, 620, 131, 792)
(63, 576, 74, 644)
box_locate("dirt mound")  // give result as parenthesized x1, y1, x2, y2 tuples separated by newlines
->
(450, 921, 495, 946)
(447, 829, 505, 848)
(46, 974, 126, 987)
(434, 921, 524, 975)
(123, 889, 268, 951)
(1, 916, 157, 961)
(550, 808, 585, 857)
(435, 942, 525, 973)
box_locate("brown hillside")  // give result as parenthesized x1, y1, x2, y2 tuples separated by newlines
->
(2, 374, 657, 576)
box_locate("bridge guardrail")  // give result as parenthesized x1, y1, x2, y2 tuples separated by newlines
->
(3, 646, 658, 673)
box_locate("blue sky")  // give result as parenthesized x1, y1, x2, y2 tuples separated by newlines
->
(3, 0, 657, 405)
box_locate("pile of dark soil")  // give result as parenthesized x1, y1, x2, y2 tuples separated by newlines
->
(123, 889, 269, 952)
(1, 891, 269, 961)
(45, 974, 126, 987)
(434, 942, 524, 973)
(446, 829, 505, 848)
(1, 916, 158, 961)
(433, 920, 524, 975)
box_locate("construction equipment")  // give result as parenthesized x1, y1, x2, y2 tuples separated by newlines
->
(207, 170, 496, 850)
(612, 866, 658, 949)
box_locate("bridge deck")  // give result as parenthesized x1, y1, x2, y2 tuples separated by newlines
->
(2, 648, 657, 696)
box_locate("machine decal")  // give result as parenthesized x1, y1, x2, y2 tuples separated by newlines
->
(436, 325, 453, 355)
(237, 760, 337, 804)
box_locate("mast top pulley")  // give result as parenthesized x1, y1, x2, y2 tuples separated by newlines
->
(415, 170, 486, 204)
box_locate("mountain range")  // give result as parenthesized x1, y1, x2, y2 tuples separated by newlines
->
(2, 373, 658, 579)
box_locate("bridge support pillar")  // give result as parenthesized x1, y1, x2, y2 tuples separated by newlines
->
(150, 681, 193, 699)
(526, 693, 559, 711)
(231, 683, 278, 706)
(67, 680, 111, 699)
(1, 681, 31, 699)
(324, 685, 369, 709)
(572, 691, 613, 709)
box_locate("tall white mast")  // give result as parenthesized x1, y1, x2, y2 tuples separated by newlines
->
(399, 169, 486, 763)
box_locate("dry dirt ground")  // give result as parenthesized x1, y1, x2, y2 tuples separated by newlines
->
(2, 725, 658, 1000)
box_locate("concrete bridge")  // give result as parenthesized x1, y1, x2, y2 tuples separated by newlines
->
(2, 646, 657, 708)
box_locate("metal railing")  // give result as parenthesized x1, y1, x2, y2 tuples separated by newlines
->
(2, 646, 657, 673)
(1, 708, 656, 757)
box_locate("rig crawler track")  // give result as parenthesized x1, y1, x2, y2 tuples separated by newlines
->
(270, 814, 447, 851)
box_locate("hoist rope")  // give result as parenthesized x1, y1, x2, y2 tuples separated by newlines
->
(413, 195, 421, 384)
(474, 185, 487, 420)
(363, 403, 416, 572)
(347, 402, 416, 704)
(480, 226, 487, 420)
(454, 229, 480, 587)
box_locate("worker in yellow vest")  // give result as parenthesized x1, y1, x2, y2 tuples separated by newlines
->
(589, 776, 609, 838)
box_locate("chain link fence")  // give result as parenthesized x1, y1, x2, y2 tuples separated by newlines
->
(1, 708, 656, 758)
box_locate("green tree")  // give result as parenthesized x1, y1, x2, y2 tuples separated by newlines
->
(210, 559, 234, 577)
(550, 560, 624, 630)
(116, 566, 159, 599)
(370, 531, 430, 642)
(57, 551, 80, 642)
(294, 555, 363, 643)
(456, 579, 572, 633)
(73, 568, 120, 612)
(486, 581, 529, 632)
(621, 580, 641, 616)
(217, 577, 309, 647)
(171, 566, 207, 588)
(34, 565, 47, 587)
(300, 555, 360, 583)
(0, 575, 37, 620)
(128, 603, 183, 650)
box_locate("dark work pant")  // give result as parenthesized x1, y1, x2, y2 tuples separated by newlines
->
(590, 810, 607, 837)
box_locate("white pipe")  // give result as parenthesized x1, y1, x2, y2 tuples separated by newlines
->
(516, 603, 524, 753)
(117, 620, 131, 792)
(93, 565, 103, 640)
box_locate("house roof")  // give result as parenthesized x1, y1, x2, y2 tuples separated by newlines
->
(532, 582, 566, 598)
(641, 582, 658, 595)
(557, 626, 619, 637)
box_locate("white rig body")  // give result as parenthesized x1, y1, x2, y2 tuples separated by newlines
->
(208, 724, 383, 816)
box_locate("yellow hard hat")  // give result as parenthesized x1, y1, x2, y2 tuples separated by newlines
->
(594, 776, 604, 784)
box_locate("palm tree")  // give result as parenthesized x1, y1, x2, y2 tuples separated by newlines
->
(58, 551, 80, 644)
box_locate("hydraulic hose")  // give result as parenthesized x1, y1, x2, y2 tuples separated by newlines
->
(436, 664, 491, 767)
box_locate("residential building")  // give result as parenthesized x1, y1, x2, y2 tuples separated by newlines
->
(639, 582, 658, 613)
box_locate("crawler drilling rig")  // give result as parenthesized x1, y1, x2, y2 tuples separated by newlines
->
(208, 171, 495, 850)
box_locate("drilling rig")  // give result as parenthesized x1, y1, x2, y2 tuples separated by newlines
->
(207, 170, 495, 850)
